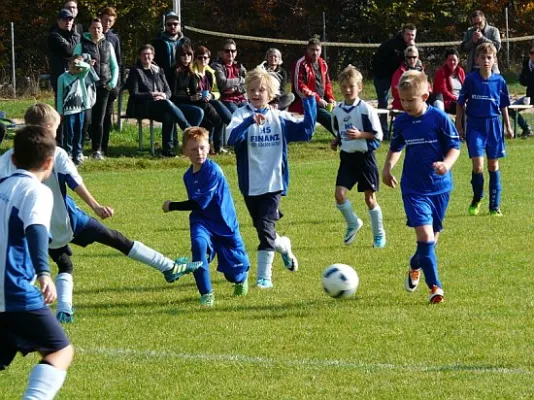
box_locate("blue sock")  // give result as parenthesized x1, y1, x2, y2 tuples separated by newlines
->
(471, 172, 484, 202)
(24, 363, 67, 400)
(192, 238, 212, 295)
(416, 241, 442, 289)
(489, 170, 502, 210)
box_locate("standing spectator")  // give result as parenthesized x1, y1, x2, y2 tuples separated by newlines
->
(74, 18, 119, 160)
(433, 48, 466, 115)
(211, 39, 247, 113)
(258, 48, 295, 110)
(63, 1, 83, 35)
(290, 37, 336, 136)
(460, 10, 501, 73)
(509, 42, 534, 138)
(152, 11, 190, 86)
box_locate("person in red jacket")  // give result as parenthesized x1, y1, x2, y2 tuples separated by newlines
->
(290, 37, 336, 136)
(433, 48, 466, 114)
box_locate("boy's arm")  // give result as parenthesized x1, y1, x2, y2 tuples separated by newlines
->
(26, 224, 57, 304)
(283, 96, 317, 142)
(433, 147, 460, 175)
(501, 107, 514, 138)
(73, 183, 114, 219)
(227, 112, 255, 147)
(381, 150, 402, 188)
(455, 103, 465, 139)
(162, 199, 201, 213)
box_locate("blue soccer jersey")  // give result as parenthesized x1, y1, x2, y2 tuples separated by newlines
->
(0, 171, 53, 312)
(390, 106, 461, 195)
(457, 71, 511, 117)
(184, 159, 240, 237)
(227, 96, 317, 196)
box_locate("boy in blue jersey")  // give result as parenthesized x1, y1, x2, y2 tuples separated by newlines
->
(382, 71, 460, 304)
(0, 126, 74, 399)
(0, 104, 201, 323)
(456, 42, 513, 216)
(227, 67, 316, 289)
(331, 66, 386, 248)
(162, 127, 250, 307)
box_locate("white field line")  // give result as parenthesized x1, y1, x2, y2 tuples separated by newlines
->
(78, 346, 532, 375)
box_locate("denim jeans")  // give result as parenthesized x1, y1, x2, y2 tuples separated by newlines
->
(63, 112, 84, 160)
(148, 100, 195, 152)
(374, 75, 391, 133)
(210, 100, 233, 125)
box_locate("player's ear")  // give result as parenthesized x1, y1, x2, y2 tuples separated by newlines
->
(42, 155, 55, 174)
(422, 92, 429, 102)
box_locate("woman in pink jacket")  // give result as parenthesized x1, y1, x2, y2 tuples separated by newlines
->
(433, 48, 465, 114)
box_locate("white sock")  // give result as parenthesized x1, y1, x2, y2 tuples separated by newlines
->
(127, 241, 174, 272)
(24, 363, 67, 400)
(336, 200, 358, 227)
(274, 234, 288, 254)
(55, 273, 73, 314)
(369, 205, 385, 237)
(257, 250, 275, 281)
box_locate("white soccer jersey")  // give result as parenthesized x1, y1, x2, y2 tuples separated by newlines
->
(0, 170, 53, 311)
(0, 147, 83, 248)
(332, 100, 383, 153)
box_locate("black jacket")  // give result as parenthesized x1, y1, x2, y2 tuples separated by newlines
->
(372, 31, 408, 79)
(151, 32, 190, 85)
(125, 62, 171, 119)
(78, 34, 114, 87)
(519, 58, 534, 99)
(170, 67, 196, 103)
(47, 25, 80, 78)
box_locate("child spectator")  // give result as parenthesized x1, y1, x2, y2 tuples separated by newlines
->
(227, 68, 316, 289)
(331, 66, 386, 248)
(162, 127, 250, 307)
(0, 125, 74, 399)
(57, 55, 92, 165)
(456, 43, 513, 217)
(382, 70, 460, 304)
(258, 48, 295, 110)
(0, 104, 201, 323)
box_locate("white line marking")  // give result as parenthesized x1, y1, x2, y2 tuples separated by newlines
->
(77, 346, 532, 375)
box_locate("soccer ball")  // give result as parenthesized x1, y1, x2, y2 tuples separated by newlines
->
(322, 264, 359, 299)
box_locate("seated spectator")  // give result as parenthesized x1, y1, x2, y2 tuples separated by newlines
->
(510, 42, 534, 138)
(211, 39, 247, 113)
(433, 48, 465, 115)
(258, 48, 295, 110)
(289, 37, 336, 136)
(125, 44, 193, 157)
(171, 44, 228, 154)
(391, 46, 442, 111)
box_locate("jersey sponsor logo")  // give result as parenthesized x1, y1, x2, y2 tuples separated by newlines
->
(405, 138, 438, 146)
(250, 130, 281, 148)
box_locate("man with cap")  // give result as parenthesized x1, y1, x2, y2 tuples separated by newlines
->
(152, 11, 191, 85)
(64, 1, 84, 35)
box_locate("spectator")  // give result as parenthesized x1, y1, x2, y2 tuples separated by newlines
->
(510, 42, 534, 138)
(289, 37, 336, 136)
(74, 18, 118, 160)
(152, 11, 190, 86)
(211, 39, 247, 113)
(258, 48, 295, 110)
(64, 1, 83, 35)
(125, 44, 193, 157)
(433, 48, 466, 115)
(460, 10, 501, 73)
(372, 23, 416, 131)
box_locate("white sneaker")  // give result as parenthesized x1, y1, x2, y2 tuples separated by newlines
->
(344, 218, 363, 245)
(405, 268, 421, 292)
(279, 236, 298, 272)
(429, 285, 444, 304)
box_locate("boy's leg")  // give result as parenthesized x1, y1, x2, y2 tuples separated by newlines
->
(215, 235, 250, 297)
(49, 246, 75, 323)
(72, 112, 85, 164)
(488, 160, 502, 214)
(360, 154, 385, 247)
(469, 157, 485, 215)
(191, 235, 214, 305)
(486, 117, 506, 214)
(466, 118, 487, 215)
(274, 234, 298, 271)
(62, 114, 74, 156)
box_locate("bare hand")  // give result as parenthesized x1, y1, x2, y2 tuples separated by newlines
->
(302, 88, 314, 97)
(433, 161, 449, 176)
(382, 170, 398, 188)
(37, 275, 57, 305)
(191, 93, 202, 102)
(330, 138, 339, 151)
(344, 127, 361, 140)
(204, 93, 212, 102)
(162, 200, 172, 213)
(505, 126, 514, 139)
(253, 113, 266, 125)
(94, 205, 114, 219)
(472, 31, 482, 42)
(318, 99, 328, 108)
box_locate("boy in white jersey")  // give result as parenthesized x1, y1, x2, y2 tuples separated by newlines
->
(0, 126, 74, 399)
(331, 66, 386, 248)
(382, 71, 460, 304)
(0, 104, 200, 323)
(227, 68, 316, 289)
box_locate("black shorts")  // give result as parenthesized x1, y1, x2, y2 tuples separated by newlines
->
(0, 307, 70, 370)
(335, 150, 379, 192)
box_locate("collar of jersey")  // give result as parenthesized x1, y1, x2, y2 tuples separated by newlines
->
(246, 103, 269, 114)
(341, 99, 361, 113)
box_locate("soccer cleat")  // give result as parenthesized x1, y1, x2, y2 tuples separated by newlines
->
(163, 258, 203, 283)
(405, 268, 421, 292)
(92, 151, 105, 161)
(429, 285, 444, 304)
(199, 292, 215, 306)
(372, 235, 386, 248)
(468, 200, 481, 216)
(256, 278, 273, 289)
(344, 218, 363, 245)
(280, 237, 298, 272)
(233, 277, 249, 297)
(489, 208, 503, 217)
(57, 311, 74, 324)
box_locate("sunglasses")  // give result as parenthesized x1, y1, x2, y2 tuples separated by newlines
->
(224, 49, 237, 54)
(166, 22, 179, 27)
(197, 56, 209, 60)
(180, 53, 193, 57)
(406, 56, 418, 59)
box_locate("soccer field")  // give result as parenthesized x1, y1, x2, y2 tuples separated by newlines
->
(1, 129, 533, 399)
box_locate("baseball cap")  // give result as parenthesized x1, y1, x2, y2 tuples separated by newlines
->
(165, 12, 180, 22)
(58, 9, 74, 19)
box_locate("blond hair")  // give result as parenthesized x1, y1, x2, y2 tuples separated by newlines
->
(24, 103, 60, 133)
(338, 65, 363, 87)
(475, 42, 497, 58)
(183, 126, 209, 147)
(397, 70, 428, 96)
(245, 67, 280, 102)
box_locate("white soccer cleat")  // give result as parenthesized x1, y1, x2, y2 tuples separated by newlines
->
(279, 236, 298, 272)
(405, 268, 421, 292)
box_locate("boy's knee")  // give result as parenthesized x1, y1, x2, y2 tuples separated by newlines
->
(335, 187, 347, 204)
(488, 160, 499, 172)
(43, 344, 74, 371)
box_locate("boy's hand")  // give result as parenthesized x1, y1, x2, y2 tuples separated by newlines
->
(344, 127, 361, 140)
(433, 161, 449, 176)
(330, 138, 339, 151)
(382, 170, 398, 188)
(456, 122, 464, 139)
(302, 88, 313, 97)
(162, 200, 172, 213)
(253, 114, 266, 125)
(37, 275, 57, 305)
(94, 205, 114, 219)
(505, 126, 514, 139)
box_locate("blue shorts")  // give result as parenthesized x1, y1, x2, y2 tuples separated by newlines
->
(465, 116, 506, 159)
(0, 307, 70, 370)
(402, 192, 450, 232)
(336, 151, 379, 192)
(191, 224, 250, 275)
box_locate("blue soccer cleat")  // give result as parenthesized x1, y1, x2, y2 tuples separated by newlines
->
(163, 257, 202, 283)
(57, 311, 74, 324)
(373, 235, 386, 248)
(256, 278, 273, 289)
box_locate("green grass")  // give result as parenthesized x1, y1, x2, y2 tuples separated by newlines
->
(1, 102, 534, 399)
